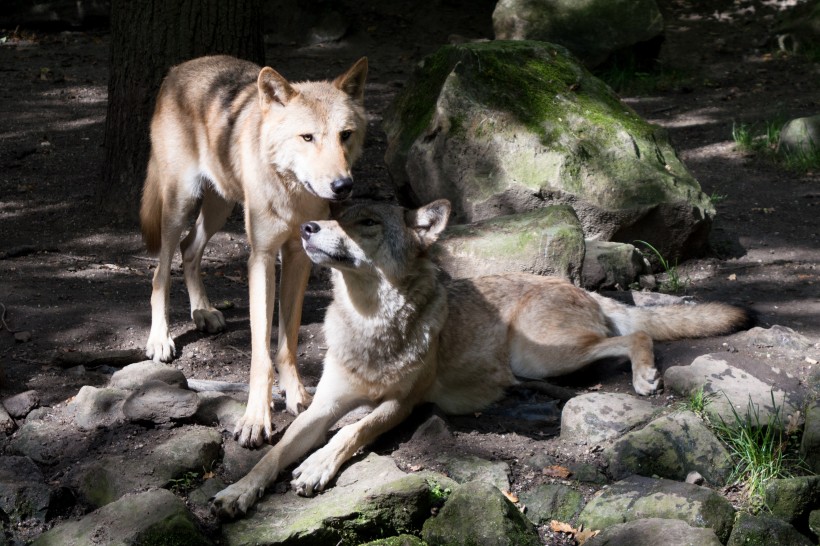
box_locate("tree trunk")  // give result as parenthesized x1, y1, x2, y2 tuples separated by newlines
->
(100, 0, 264, 220)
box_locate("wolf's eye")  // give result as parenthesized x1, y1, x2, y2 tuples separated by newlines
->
(359, 218, 379, 227)
(301, 134, 314, 142)
(340, 130, 352, 142)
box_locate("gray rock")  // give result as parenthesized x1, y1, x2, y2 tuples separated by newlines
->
(518, 483, 584, 525)
(809, 509, 820, 537)
(664, 354, 798, 426)
(685, 471, 704, 485)
(194, 391, 245, 432)
(801, 400, 820, 473)
(0, 456, 51, 522)
(69, 385, 128, 430)
(220, 439, 273, 484)
(2, 390, 39, 418)
(222, 453, 450, 545)
(0, 403, 15, 434)
(434, 206, 585, 284)
(493, 0, 664, 68)
(561, 392, 656, 445)
(726, 511, 813, 546)
(582, 240, 648, 290)
(578, 475, 735, 542)
(9, 418, 72, 465)
(31, 489, 208, 546)
(360, 536, 426, 546)
(605, 410, 733, 484)
(384, 41, 713, 261)
(737, 324, 815, 352)
(122, 379, 199, 424)
(109, 360, 188, 390)
(75, 426, 222, 507)
(422, 481, 541, 546)
(188, 476, 227, 508)
(778, 114, 820, 155)
(586, 517, 722, 546)
(438, 454, 510, 492)
(764, 476, 820, 525)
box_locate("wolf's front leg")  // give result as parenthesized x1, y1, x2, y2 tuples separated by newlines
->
(234, 250, 278, 447)
(292, 398, 412, 496)
(214, 382, 356, 519)
(276, 238, 313, 415)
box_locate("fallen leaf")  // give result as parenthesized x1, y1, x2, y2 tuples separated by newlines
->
(502, 490, 518, 503)
(575, 528, 600, 545)
(549, 520, 574, 534)
(543, 465, 572, 479)
(588, 383, 602, 391)
(202, 471, 215, 479)
(728, 273, 737, 281)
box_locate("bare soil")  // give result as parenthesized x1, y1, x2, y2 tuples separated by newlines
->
(1, 0, 819, 543)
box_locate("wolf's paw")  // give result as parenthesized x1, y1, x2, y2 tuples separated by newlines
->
(284, 384, 313, 416)
(633, 367, 662, 396)
(210, 479, 265, 520)
(291, 447, 337, 497)
(234, 406, 274, 448)
(193, 308, 226, 334)
(145, 332, 176, 363)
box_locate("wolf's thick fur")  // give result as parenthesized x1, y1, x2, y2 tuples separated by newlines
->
(211, 199, 752, 518)
(139, 55, 368, 447)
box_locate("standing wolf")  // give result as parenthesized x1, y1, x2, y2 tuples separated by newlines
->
(139, 55, 368, 447)
(211, 199, 752, 518)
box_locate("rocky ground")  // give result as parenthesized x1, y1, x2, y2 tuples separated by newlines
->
(1, 0, 819, 544)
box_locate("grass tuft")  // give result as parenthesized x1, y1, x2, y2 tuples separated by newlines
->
(635, 240, 687, 293)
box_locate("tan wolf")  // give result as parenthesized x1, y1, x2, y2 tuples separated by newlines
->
(211, 199, 752, 518)
(139, 54, 368, 447)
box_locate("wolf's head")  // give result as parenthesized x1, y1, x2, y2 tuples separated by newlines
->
(256, 58, 368, 201)
(300, 200, 451, 280)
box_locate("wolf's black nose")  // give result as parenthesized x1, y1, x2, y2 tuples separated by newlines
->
(300, 222, 321, 240)
(330, 177, 353, 198)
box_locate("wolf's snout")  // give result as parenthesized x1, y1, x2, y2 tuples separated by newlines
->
(330, 177, 353, 198)
(301, 222, 321, 240)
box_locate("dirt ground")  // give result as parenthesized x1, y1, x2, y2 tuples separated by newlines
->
(1, 0, 819, 543)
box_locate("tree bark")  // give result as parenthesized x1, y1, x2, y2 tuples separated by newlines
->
(100, 0, 264, 219)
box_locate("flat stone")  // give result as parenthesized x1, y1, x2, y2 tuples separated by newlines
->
(422, 481, 541, 546)
(664, 354, 798, 426)
(222, 453, 453, 546)
(578, 475, 735, 542)
(518, 483, 585, 525)
(31, 489, 207, 546)
(736, 324, 814, 352)
(122, 379, 199, 424)
(75, 426, 223, 507)
(193, 391, 245, 432)
(561, 392, 656, 445)
(109, 360, 188, 390)
(605, 410, 733, 484)
(438, 453, 510, 492)
(586, 517, 722, 546)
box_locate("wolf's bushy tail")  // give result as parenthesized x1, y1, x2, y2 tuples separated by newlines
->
(593, 294, 754, 341)
(140, 156, 162, 255)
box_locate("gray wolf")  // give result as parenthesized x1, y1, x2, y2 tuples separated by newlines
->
(139, 54, 368, 447)
(211, 199, 751, 518)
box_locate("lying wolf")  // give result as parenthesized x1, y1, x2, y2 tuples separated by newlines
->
(139, 55, 368, 447)
(211, 199, 751, 518)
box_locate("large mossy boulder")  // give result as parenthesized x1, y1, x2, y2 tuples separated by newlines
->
(384, 41, 714, 261)
(492, 0, 664, 68)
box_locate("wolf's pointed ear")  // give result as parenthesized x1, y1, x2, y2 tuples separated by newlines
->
(333, 57, 368, 102)
(406, 199, 451, 249)
(258, 67, 297, 112)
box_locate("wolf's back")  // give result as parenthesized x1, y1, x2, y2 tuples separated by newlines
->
(594, 294, 753, 341)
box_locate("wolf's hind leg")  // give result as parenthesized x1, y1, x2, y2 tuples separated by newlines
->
(180, 186, 234, 334)
(578, 332, 659, 395)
